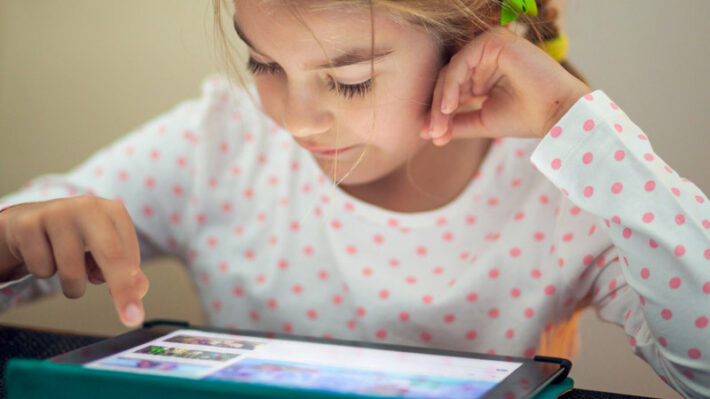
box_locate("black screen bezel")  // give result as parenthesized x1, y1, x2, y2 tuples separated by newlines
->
(49, 320, 570, 399)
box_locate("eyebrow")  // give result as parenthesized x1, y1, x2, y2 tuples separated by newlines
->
(233, 18, 393, 70)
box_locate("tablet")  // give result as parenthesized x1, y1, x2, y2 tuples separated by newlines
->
(48, 320, 571, 399)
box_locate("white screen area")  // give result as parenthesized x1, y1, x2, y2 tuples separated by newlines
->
(86, 329, 522, 398)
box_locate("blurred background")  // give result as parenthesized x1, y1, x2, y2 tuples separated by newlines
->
(1, 1, 708, 397)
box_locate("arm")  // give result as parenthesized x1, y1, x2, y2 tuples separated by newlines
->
(0, 78, 219, 324)
(531, 91, 710, 397)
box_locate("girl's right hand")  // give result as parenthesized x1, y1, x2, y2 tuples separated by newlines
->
(0, 196, 149, 327)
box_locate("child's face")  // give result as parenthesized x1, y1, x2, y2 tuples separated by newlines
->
(233, 2, 443, 185)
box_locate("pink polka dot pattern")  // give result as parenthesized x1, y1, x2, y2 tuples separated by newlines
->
(674, 245, 686, 257)
(582, 152, 594, 164)
(661, 309, 673, 320)
(1, 84, 708, 395)
(669, 277, 681, 289)
(688, 349, 702, 360)
(583, 119, 595, 131)
(530, 90, 710, 393)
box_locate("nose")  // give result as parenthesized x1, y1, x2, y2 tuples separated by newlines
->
(281, 89, 333, 138)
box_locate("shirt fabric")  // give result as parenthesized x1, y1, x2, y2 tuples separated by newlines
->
(1, 75, 709, 397)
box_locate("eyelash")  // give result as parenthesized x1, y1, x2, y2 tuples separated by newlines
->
(246, 58, 372, 100)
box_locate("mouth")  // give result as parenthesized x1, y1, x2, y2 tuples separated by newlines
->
(303, 145, 357, 158)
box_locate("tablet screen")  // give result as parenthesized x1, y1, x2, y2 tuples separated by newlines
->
(85, 328, 523, 398)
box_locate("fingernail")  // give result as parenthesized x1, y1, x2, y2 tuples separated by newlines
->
(124, 303, 142, 326)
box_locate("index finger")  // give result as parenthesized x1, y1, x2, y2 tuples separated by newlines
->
(440, 28, 511, 113)
(80, 201, 148, 327)
(429, 66, 452, 139)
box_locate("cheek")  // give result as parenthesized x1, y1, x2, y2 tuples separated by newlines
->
(368, 78, 437, 146)
(351, 105, 424, 154)
(254, 78, 285, 127)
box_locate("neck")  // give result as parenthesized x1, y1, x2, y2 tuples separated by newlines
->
(342, 138, 491, 213)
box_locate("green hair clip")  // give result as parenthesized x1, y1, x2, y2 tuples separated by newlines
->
(500, 0, 538, 25)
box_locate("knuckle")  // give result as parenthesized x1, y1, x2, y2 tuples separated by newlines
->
(59, 196, 101, 219)
(73, 195, 101, 209)
(104, 199, 128, 216)
(11, 213, 40, 242)
(98, 244, 127, 265)
(30, 262, 56, 279)
(129, 251, 141, 269)
(41, 199, 75, 223)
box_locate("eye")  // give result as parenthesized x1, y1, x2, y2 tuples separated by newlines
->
(248, 57, 372, 99)
(326, 78, 373, 99)
(246, 57, 281, 75)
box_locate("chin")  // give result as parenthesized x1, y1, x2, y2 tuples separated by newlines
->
(314, 157, 393, 187)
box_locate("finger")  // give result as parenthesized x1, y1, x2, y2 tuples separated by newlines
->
(79, 207, 145, 327)
(12, 214, 57, 279)
(459, 79, 474, 103)
(47, 224, 87, 299)
(105, 201, 147, 298)
(439, 53, 474, 116)
(86, 253, 105, 285)
(433, 132, 452, 147)
(468, 44, 502, 97)
(433, 121, 455, 147)
(429, 66, 451, 139)
(473, 64, 505, 100)
(445, 30, 509, 103)
(451, 109, 497, 138)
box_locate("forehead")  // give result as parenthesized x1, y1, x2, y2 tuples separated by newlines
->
(232, 1, 426, 60)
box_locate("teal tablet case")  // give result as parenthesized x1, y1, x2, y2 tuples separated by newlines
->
(6, 358, 574, 399)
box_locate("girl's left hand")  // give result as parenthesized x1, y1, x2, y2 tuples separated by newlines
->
(423, 27, 590, 145)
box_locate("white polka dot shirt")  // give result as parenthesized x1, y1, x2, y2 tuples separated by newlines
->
(1, 76, 708, 396)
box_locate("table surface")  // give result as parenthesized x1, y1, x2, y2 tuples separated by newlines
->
(0, 324, 659, 399)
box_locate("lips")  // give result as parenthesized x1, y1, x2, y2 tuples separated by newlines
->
(302, 144, 356, 157)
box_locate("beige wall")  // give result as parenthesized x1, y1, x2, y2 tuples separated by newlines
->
(2, 1, 708, 397)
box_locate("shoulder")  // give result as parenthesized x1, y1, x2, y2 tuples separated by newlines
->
(194, 74, 269, 130)
(187, 74, 289, 156)
(189, 75, 310, 183)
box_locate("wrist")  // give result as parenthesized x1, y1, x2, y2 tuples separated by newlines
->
(541, 81, 591, 138)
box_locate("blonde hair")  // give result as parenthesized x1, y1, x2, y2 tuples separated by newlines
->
(212, 0, 586, 359)
(213, 0, 583, 78)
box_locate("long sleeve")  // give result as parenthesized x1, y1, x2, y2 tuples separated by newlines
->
(0, 76, 233, 312)
(531, 90, 710, 397)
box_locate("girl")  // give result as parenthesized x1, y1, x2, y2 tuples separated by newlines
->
(1, 0, 708, 396)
